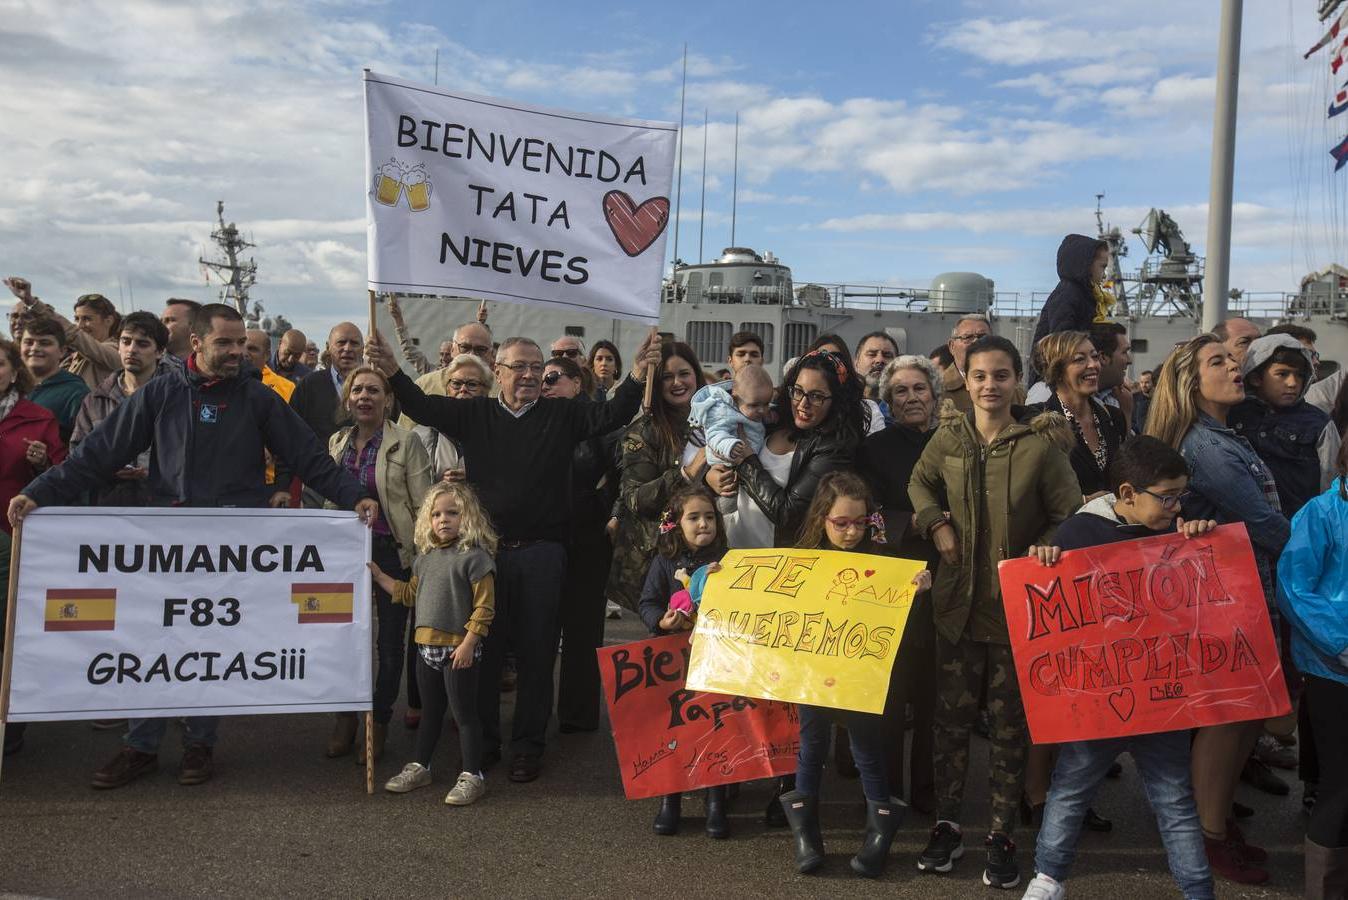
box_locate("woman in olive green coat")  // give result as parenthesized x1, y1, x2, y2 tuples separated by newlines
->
(606, 342, 707, 612)
(907, 335, 1080, 888)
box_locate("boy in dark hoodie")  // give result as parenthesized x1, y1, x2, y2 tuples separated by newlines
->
(1028, 235, 1110, 385)
(1021, 436, 1219, 900)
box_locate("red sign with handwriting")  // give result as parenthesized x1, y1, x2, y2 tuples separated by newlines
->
(598, 632, 799, 800)
(997, 523, 1291, 744)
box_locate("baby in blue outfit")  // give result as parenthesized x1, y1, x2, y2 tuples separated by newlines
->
(688, 365, 774, 515)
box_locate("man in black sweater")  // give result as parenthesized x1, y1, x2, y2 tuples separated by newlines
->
(366, 327, 659, 782)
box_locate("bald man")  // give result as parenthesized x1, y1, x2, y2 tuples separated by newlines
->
(289, 322, 363, 449)
(271, 328, 312, 384)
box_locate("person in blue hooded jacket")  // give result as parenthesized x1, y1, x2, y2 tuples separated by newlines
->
(1277, 443, 1348, 898)
(1027, 235, 1110, 385)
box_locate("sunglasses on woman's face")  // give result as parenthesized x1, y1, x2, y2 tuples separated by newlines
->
(543, 371, 568, 385)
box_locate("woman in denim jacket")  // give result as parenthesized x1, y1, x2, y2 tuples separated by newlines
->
(1147, 334, 1290, 886)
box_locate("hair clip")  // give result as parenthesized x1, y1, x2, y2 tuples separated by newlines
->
(658, 510, 678, 534)
(803, 349, 850, 384)
(866, 511, 887, 544)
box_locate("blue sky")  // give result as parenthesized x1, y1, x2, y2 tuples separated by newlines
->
(3, 0, 1345, 335)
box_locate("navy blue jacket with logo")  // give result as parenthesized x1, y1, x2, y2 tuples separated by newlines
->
(22, 360, 367, 510)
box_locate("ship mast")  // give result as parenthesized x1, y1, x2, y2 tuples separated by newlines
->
(198, 200, 257, 318)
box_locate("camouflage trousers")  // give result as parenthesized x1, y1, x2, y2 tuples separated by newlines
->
(932, 636, 1028, 835)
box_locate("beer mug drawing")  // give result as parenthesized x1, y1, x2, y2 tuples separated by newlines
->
(404, 164, 433, 212)
(373, 160, 404, 207)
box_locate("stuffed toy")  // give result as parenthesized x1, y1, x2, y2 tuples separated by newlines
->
(667, 564, 711, 616)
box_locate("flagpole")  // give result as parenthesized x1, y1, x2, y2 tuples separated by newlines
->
(731, 112, 739, 247)
(671, 44, 687, 272)
(1201, 0, 1242, 333)
(698, 109, 708, 264)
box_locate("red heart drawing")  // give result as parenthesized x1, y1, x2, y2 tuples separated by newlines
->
(1107, 688, 1135, 722)
(602, 190, 670, 257)
(863, 569, 876, 578)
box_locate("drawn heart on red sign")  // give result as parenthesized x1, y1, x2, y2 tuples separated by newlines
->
(603, 190, 670, 257)
(863, 569, 876, 578)
(1107, 688, 1136, 722)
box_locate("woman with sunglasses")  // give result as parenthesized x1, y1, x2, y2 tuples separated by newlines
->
(1146, 334, 1291, 886)
(543, 356, 620, 733)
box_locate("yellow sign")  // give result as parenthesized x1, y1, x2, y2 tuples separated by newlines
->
(685, 549, 925, 714)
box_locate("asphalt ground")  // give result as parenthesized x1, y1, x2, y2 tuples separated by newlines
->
(0, 613, 1309, 899)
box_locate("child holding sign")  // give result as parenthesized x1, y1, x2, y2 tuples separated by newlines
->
(369, 482, 496, 806)
(777, 471, 930, 878)
(1278, 441, 1348, 897)
(908, 335, 1082, 890)
(1020, 436, 1216, 900)
(637, 486, 730, 838)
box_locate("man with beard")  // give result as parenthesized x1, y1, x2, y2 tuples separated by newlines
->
(9, 303, 376, 789)
(855, 332, 899, 402)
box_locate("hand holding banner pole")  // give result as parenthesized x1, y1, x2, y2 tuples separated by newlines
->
(0, 523, 23, 786)
(642, 327, 660, 411)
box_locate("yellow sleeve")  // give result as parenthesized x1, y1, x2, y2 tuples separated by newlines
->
(463, 573, 495, 637)
(392, 574, 419, 607)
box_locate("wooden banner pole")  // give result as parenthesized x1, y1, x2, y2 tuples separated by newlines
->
(0, 523, 25, 786)
(642, 327, 659, 411)
(365, 710, 374, 795)
(368, 290, 378, 346)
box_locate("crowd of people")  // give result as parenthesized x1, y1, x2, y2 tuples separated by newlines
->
(1, 230, 1348, 897)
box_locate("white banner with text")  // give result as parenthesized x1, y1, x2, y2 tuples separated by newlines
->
(364, 70, 677, 323)
(4, 508, 373, 722)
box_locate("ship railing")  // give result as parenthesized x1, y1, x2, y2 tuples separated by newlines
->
(798, 282, 1033, 316)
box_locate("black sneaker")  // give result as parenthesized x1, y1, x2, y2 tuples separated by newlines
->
(917, 822, 964, 873)
(982, 832, 1020, 889)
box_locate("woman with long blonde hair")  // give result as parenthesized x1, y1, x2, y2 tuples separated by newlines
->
(369, 481, 498, 805)
(1145, 334, 1290, 886)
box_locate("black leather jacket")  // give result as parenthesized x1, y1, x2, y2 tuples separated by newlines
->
(736, 424, 859, 547)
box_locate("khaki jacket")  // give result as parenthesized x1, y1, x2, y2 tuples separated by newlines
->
(328, 419, 433, 568)
(908, 402, 1081, 645)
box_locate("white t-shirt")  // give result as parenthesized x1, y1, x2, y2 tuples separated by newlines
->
(725, 444, 794, 549)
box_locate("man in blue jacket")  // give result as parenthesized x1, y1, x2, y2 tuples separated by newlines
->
(8, 303, 378, 789)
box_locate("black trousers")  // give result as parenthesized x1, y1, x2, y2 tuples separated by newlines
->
(477, 541, 567, 758)
(556, 525, 613, 731)
(884, 628, 937, 806)
(1307, 675, 1348, 846)
(414, 651, 481, 773)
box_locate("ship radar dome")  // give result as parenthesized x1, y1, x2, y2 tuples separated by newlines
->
(928, 272, 993, 313)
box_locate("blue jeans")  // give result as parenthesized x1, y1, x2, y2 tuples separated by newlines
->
(1034, 731, 1213, 900)
(797, 704, 889, 802)
(126, 716, 219, 753)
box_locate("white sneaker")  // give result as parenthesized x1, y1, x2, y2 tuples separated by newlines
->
(1021, 873, 1064, 900)
(444, 771, 486, 806)
(605, 601, 623, 620)
(384, 762, 431, 794)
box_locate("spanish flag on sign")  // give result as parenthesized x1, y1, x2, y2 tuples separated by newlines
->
(45, 588, 116, 631)
(291, 582, 354, 624)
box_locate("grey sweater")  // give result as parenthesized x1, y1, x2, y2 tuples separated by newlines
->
(410, 545, 495, 636)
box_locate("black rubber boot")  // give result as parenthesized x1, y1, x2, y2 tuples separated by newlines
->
(765, 775, 794, 827)
(705, 785, 730, 839)
(779, 790, 826, 874)
(850, 797, 907, 877)
(653, 793, 681, 836)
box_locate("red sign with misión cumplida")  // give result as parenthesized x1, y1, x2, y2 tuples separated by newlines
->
(997, 523, 1291, 744)
(598, 632, 799, 800)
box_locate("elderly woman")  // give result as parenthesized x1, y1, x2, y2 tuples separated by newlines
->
(855, 355, 943, 812)
(1032, 330, 1129, 501)
(326, 366, 433, 763)
(542, 356, 619, 733)
(400, 353, 494, 483)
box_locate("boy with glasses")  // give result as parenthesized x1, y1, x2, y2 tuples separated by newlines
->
(1020, 435, 1217, 900)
